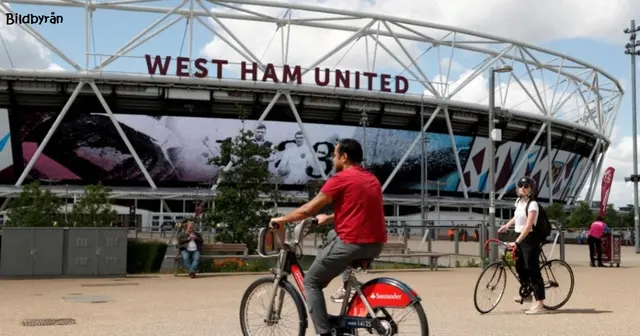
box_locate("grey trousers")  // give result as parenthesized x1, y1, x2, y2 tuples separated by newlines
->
(304, 230, 383, 335)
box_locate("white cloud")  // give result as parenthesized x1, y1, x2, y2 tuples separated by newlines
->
(0, 10, 61, 70)
(579, 136, 639, 207)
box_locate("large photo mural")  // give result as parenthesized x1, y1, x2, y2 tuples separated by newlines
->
(4, 111, 473, 193)
(1, 110, 594, 200)
(457, 138, 592, 200)
(0, 109, 13, 183)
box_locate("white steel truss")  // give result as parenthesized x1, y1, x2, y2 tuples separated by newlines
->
(0, 0, 623, 204)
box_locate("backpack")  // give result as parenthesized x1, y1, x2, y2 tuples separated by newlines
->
(525, 200, 552, 241)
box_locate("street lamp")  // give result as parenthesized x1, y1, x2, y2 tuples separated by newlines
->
(488, 64, 513, 263)
(624, 19, 640, 254)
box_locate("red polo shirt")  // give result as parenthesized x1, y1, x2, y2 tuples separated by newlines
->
(320, 166, 387, 244)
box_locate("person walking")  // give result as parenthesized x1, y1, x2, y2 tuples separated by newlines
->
(587, 216, 608, 267)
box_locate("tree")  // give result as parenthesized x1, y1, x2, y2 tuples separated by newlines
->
(566, 200, 595, 228)
(6, 181, 61, 227)
(603, 204, 621, 227)
(69, 184, 118, 227)
(622, 207, 635, 228)
(203, 121, 280, 251)
(545, 202, 568, 226)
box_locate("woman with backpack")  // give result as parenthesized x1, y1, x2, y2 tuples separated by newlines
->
(497, 176, 546, 315)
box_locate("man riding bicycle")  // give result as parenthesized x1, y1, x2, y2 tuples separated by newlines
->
(269, 138, 387, 336)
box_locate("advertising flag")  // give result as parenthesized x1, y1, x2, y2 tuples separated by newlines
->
(600, 167, 615, 217)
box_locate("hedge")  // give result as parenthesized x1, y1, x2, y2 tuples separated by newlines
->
(127, 239, 168, 274)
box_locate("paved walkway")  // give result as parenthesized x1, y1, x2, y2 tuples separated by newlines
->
(0, 264, 637, 336)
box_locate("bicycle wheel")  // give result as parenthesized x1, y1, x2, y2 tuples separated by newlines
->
(354, 302, 429, 336)
(540, 259, 574, 310)
(239, 277, 307, 336)
(473, 262, 507, 314)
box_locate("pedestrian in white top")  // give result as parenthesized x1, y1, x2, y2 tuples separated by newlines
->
(498, 176, 546, 314)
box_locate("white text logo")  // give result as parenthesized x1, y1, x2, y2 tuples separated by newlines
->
(369, 292, 403, 300)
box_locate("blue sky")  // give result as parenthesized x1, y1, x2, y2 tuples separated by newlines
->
(1, 0, 639, 205)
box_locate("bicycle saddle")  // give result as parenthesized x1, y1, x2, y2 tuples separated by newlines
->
(350, 259, 373, 269)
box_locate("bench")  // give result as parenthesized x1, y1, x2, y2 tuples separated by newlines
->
(168, 243, 249, 276)
(377, 242, 450, 271)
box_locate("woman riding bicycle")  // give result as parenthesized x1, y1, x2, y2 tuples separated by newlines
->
(497, 176, 546, 315)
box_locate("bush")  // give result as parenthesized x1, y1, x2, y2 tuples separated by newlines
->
(503, 250, 516, 267)
(186, 257, 272, 273)
(127, 239, 168, 274)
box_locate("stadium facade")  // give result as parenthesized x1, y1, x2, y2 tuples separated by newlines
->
(0, 0, 623, 214)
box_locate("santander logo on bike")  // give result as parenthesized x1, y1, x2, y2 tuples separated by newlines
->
(370, 292, 403, 300)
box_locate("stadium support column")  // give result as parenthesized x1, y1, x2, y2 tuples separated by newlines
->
(444, 107, 469, 199)
(420, 96, 429, 252)
(381, 106, 442, 192)
(624, 19, 640, 254)
(360, 110, 369, 167)
(585, 151, 605, 205)
(488, 65, 512, 263)
(15, 82, 85, 187)
(89, 82, 157, 189)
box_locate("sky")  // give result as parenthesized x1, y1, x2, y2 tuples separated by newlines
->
(1, 0, 639, 207)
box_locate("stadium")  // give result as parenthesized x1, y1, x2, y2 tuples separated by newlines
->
(0, 0, 623, 225)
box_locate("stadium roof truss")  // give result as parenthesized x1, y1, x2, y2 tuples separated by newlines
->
(0, 0, 623, 205)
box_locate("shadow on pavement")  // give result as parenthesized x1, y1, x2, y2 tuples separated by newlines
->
(490, 308, 613, 316)
(546, 308, 613, 315)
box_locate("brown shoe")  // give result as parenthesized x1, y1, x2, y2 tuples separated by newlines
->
(189, 272, 196, 278)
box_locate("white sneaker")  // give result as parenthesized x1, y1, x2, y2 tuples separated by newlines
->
(525, 304, 545, 315)
(330, 287, 355, 303)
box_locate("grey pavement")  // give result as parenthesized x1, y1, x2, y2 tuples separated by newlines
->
(0, 262, 638, 336)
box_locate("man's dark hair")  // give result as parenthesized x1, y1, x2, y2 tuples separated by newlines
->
(337, 138, 363, 164)
(256, 123, 266, 130)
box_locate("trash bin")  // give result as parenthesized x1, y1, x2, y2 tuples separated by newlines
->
(595, 233, 621, 267)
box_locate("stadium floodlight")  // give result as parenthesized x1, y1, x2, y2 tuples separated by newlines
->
(624, 19, 640, 254)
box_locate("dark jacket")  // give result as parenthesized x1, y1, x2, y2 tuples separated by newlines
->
(177, 231, 204, 252)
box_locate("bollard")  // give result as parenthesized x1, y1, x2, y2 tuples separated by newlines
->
(427, 224, 433, 252)
(454, 228, 460, 255)
(478, 224, 485, 262)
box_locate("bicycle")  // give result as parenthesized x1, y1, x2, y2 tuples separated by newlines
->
(239, 218, 430, 336)
(473, 238, 575, 314)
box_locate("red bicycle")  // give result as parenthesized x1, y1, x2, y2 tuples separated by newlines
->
(239, 218, 429, 336)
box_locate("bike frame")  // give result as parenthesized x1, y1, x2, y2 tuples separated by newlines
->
(484, 238, 559, 294)
(256, 219, 421, 333)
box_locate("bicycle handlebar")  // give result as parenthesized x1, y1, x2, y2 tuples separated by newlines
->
(483, 238, 518, 259)
(257, 217, 319, 258)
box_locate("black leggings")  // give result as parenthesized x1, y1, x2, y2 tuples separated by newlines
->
(587, 235, 602, 264)
(515, 236, 545, 301)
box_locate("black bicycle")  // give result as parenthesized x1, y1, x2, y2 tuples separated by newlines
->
(239, 218, 430, 336)
(473, 238, 575, 314)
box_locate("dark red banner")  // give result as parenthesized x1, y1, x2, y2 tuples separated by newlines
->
(600, 167, 615, 217)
